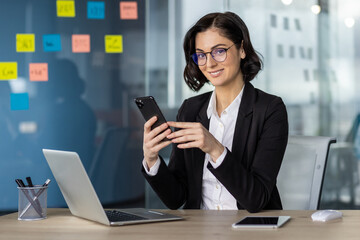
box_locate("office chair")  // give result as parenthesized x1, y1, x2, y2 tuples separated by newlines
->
(277, 135, 336, 210)
(88, 127, 144, 205)
(321, 115, 360, 208)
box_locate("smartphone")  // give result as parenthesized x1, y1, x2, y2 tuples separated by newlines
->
(231, 216, 290, 229)
(134, 96, 172, 139)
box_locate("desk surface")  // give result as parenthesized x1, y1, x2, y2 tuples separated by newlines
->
(0, 209, 359, 240)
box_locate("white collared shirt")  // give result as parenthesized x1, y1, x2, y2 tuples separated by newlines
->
(201, 88, 243, 210)
(143, 87, 244, 210)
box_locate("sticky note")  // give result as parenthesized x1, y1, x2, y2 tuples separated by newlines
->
(87, 1, 105, 19)
(120, 2, 138, 20)
(57, 0, 76, 17)
(29, 63, 48, 81)
(0, 62, 17, 80)
(10, 93, 29, 111)
(43, 34, 62, 52)
(16, 34, 35, 52)
(72, 34, 90, 53)
(105, 35, 123, 53)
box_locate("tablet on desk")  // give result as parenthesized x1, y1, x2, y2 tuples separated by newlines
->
(232, 216, 290, 229)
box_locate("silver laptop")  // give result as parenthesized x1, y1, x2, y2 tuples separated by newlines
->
(42, 149, 182, 226)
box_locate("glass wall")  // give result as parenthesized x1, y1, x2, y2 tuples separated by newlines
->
(1, 0, 359, 212)
(146, 0, 360, 209)
(0, 0, 146, 211)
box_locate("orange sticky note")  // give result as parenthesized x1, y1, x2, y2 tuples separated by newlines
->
(72, 34, 90, 53)
(29, 63, 48, 81)
(120, 2, 138, 20)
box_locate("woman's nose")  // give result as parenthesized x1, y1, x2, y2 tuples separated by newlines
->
(206, 54, 217, 67)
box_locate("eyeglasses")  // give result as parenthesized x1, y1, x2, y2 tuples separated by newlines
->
(191, 43, 236, 66)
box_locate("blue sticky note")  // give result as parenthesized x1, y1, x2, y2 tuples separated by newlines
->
(43, 34, 62, 52)
(10, 93, 29, 111)
(87, 1, 105, 19)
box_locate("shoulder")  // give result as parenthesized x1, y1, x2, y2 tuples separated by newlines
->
(256, 88, 283, 106)
(183, 91, 212, 106)
(250, 86, 287, 123)
(176, 91, 212, 121)
(245, 83, 285, 110)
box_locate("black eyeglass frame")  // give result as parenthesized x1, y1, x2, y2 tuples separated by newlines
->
(191, 43, 237, 66)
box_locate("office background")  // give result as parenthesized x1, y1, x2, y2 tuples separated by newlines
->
(0, 0, 359, 213)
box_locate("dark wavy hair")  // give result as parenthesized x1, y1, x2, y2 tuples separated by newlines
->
(183, 12, 263, 91)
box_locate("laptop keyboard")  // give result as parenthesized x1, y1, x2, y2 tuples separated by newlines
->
(105, 210, 147, 222)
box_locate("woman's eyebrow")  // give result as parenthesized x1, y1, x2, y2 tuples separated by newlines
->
(195, 43, 228, 52)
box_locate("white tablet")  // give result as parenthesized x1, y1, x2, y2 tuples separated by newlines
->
(232, 216, 290, 229)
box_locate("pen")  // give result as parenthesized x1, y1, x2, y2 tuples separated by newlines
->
(26, 177, 42, 212)
(16, 179, 44, 217)
(26, 177, 34, 187)
(16, 179, 26, 188)
(19, 179, 51, 218)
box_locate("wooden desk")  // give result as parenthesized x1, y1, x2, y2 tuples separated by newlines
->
(0, 209, 359, 240)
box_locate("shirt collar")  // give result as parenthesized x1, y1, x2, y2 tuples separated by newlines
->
(206, 85, 245, 119)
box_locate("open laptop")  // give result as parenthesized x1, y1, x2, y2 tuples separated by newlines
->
(42, 149, 182, 226)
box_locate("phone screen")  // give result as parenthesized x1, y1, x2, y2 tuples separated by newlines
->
(232, 216, 290, 228)
(236, 217, 279, 225)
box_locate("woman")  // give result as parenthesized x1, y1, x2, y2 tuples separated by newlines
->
(141, 12, 288, 213)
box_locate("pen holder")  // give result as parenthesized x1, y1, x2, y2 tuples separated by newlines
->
(17, 185, 47, 221)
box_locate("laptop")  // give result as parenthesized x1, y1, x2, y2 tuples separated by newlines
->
(42, 149, 183, 226)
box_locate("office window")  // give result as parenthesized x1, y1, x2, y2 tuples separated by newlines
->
(270, 14, 277, 28)
(228, 0, 360, 210)
(289, 45, 295, 58)
(308, 48, 313, 60)
(277, 44, 284, 58)
(283, 17, 290, 30)
(294, 18, 302, 31)
(299, 46, 306, 59)
(303, 69, 310, 81)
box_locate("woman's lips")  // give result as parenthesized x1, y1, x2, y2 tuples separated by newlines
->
(208, 69, 224, 77)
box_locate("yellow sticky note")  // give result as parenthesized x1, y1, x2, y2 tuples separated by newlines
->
(16, 34, 35, 52)
(0, 62, 17, 80)
(105, 35, 123, 53)
(57, 0, 76, 18)
(29, 63, 48, 81)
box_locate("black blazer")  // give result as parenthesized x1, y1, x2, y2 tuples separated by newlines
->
(142, 83, 289, 213)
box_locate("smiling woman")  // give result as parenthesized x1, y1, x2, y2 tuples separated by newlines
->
(141, 12, 289, 213)
(183, 12, 262, 92)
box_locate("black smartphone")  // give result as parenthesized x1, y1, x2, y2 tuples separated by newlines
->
(134, 96, 172, 138)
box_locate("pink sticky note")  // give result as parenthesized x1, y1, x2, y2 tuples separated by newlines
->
(29, 63, 48, 81)
(72, 34, 91, 53)
(120, 2, 138, 20)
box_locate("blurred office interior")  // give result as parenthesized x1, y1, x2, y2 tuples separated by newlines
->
(0, 0, 360, 214)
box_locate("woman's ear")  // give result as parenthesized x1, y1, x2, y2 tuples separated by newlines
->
(240, 41, 246, 59)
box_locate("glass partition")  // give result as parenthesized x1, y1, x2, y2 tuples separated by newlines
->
(0, 0, 146, 211)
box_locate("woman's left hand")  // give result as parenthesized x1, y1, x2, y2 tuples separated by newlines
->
(166, 121, 224, 162)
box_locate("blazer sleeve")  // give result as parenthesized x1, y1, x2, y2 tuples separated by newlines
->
(208, 97, 288, 213)
(141, 100, 188, 210)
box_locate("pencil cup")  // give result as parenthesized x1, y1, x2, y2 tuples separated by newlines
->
(17, 185, 47, 221)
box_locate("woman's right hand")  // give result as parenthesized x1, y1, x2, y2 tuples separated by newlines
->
(143, 116, 172, 169)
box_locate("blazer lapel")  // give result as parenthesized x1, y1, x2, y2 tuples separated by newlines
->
(232, 83, 256, 159)
(193, 94, 211, 201)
